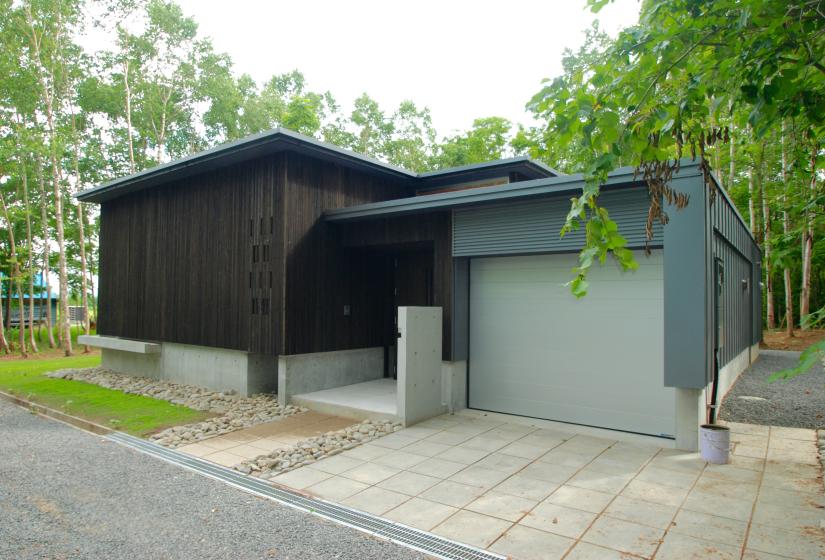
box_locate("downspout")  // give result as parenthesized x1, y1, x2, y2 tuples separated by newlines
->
(707, 257, 723, 424)
(708, 348, 720, 424)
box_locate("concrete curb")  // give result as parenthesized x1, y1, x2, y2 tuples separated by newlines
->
(0, 390, 113, 436)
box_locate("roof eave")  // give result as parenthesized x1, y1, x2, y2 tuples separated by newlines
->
(325, 159, 703, 223)
(76, 128, 416, 203)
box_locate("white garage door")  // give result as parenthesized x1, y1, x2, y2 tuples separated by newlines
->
(469, 250, 674, 438)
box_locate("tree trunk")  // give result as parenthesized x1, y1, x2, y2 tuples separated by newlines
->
(25, 5, 72, 355)
(748, 160, 756, 235)
(799, 143, 817, 329)
(54, 175, 71, 356)
(781, 122, 794, 337)
(728, 127, 735, 190)
(16, 120, 39, 353)
(0, 274, 9, 354)
(72, 114, 91, 352)
(20, 152, 39, 354)
(5, 274, 11, 342)
(0, 190, 28, 357)
(760, 144, 775, 330)
(124, 60, 136, 173)
(36, 156, 57, 349)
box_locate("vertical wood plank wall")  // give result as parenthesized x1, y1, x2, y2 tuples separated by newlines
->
(98, 154, 284, 355)
(337, 213, 453, 360)
(282, 152, 412, 356)
(98, 150, 454, 360)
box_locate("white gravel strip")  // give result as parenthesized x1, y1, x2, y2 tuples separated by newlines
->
(236, 419, 402, 478)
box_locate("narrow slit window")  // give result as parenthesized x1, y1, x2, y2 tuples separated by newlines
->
(270, 216, 273, 234)
(250, 218, 253, 237)
(249, 271, 252, 289)
(261, 298, 270, 315)
(259, 270, 263, 288)
(252, 244, 259, 263)
(263, 244, 270, 262)
(251, 298, 258, 314)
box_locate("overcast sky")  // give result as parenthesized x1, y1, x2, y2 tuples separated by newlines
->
(170, 0, 641, 136)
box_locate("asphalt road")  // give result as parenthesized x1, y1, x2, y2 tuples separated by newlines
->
(0, 400, 425, 560)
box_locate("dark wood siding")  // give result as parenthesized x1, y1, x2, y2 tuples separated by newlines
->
(336, 213, 453, 360)
(281, 152, 411, 355)
(98, 154, 285, 355)
(98, 149, 455, 360)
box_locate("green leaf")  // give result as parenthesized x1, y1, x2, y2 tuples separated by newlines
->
(768, 339, 825, 382)
(569, 275, 589, 298)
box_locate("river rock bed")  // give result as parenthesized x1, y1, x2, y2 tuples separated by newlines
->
(47, 367, 305, 447)
(236, 419, 403, 478)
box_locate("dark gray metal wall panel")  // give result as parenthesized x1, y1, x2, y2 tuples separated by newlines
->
(713, 232, 753, 366)
(453, 186, 662, 257)
(710, 185, 762, 364)
(452, 258, 469, 361)
(664, 176, 711, 389)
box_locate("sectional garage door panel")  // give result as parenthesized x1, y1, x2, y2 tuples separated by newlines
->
(468, 251, 675, 438)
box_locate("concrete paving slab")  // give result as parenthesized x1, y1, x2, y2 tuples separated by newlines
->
(489, 524, 574, 560)
(258, 412, 825, 560)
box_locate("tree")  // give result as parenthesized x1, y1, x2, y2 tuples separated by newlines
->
(350, 93, 394, 157)
(529, 0, 824, 299)
(433, 117, 514, 168)
(522, 21, 617, 173)
(18, 0, 82, 355)
(382, 101, 436, 172)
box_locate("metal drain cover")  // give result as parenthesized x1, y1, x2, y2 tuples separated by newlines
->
(107, 432, 505, 560)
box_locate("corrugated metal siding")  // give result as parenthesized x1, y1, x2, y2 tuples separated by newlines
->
(710, 187, 761, 367)
(453, 187, 662, 257)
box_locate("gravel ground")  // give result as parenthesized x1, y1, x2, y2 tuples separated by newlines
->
(719, 349, 825, 429)
(0, 400, 425, 560)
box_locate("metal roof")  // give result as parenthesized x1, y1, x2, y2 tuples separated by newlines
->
(77, 128, 558, 204)
(324, 160, 706, 222)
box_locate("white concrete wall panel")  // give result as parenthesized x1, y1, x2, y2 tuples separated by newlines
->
(397, 307, 447, 426)
(278, 347, 384, 406)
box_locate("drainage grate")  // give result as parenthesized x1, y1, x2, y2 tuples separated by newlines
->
(106, 432, 505, 560)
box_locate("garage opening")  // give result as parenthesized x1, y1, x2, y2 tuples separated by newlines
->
(468, 250, 675, 438)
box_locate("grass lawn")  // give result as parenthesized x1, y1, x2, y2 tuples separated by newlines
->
(0, 354, 211, 436)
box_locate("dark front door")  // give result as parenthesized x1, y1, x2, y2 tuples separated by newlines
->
(390, 250, 434, 376)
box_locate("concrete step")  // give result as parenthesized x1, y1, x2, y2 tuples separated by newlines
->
(290, 379, 400, 423)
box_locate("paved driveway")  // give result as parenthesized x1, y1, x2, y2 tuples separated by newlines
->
(0, 400, 423, 560)
(271, 411, 825, 559)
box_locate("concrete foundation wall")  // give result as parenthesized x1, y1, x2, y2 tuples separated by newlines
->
(717, 345, 756, 405)
(673, 344, 759, 451)
(102, 348, 161, 378)
(277, 347, 384, 406)
(441, 360, 467, 413)
(101, 342, 277, 396)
